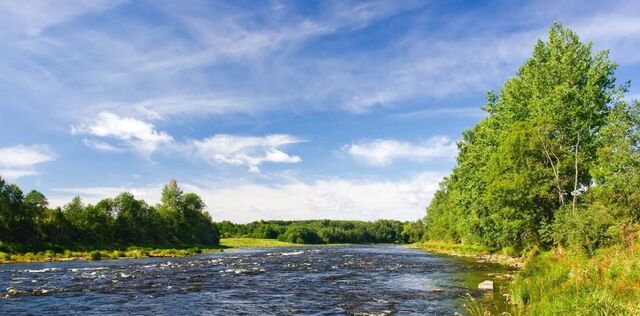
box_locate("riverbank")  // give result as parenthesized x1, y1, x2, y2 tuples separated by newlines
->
(509, 243, 640, 315)
(0, 238, 330, 264)
(409, 241, 524, 268)
(0, 246, 222, 264)
(412, 241, 640, 315)
(219, 237, 298, 248)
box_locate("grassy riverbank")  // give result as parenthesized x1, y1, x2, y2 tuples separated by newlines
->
(412, 241, 640, 315)
(219, 237, 298, 248)
(409, 241, 523, 267)
(509, 243, 640, 315)
(0, 238, 317, 264)
(0, 244, 224, 264)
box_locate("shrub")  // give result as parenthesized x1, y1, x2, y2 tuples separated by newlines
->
(0, 252, 10, 261)
(278, 227, 323, 244)
(89, 251, 101, 260)
(552, 204, 619, 255)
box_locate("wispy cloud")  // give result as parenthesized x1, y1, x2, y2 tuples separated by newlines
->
(343, 137, 457, 167)
(390, 107, 486, 120)
(0, 0, 122, 36)
(82, 139, 125, 153)
(192, 134, 305, 173)
(3, 0, 639, 123)
(0, 144, 56, 180)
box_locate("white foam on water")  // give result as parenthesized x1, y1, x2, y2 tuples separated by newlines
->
(23, 268, 62, 273)
(281, 251, 304, 256)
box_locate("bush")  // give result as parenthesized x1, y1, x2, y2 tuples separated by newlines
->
(552, 204, 619, 255)
(0, 252, 10, 261)
(278, 227, 323, 244)
(89, 251, 101, 260)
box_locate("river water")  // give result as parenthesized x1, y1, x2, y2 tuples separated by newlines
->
(0, 245, 509, 315)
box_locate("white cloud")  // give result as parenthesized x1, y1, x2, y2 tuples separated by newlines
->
(0, 144, 56, 180)
(72, 112, 173, 157)
(390, 107, 486, 120)
(72, 112, 307, 173)
(50, 171, 445, 223)
(192, 134, 304, 173)
(87, 95, 269, 121)
(344, 137, 458, 166)
(82, 139, 124, 153)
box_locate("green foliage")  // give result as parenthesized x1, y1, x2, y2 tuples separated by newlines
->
(424, 23, 635, 254)
(411, 241, 490, 256)
(0, 178, 220, 255)
(510, 245, 640, 315)
(218, 219, 410, 244)
(219, 237, 297, 248)
(88, 250, 101, 260)
(552, 204, 620, 255)
(278, 226, 323, 244)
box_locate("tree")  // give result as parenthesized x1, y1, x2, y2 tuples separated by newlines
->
(424, 23, 626, 252)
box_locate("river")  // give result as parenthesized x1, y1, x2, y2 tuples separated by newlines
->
(0, 245, 510, 315)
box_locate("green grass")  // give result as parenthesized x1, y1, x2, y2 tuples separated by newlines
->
(409, 241, 491, 256)
(0, 238, 338, 264)
(219, 238, 298, 248)
(510, 243, 640, 315)
(0, 245, 223, 263)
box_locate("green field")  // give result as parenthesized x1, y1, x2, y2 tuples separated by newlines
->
(220, 238, 298, 248)
(0, 238, 301, 264)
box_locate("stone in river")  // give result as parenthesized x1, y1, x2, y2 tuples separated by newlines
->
(478, 280, 494, 290)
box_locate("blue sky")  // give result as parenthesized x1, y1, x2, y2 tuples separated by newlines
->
(1, 0, 639, 223)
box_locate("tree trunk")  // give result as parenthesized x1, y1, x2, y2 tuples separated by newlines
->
(572, 134, 580, 212)
(540, 135, 564, 205)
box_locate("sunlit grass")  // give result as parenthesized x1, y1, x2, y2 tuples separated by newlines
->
(220, 237, 298, 248)
(0, 244, 223, 263)
(409, 241, 490, 256)
(510, 243, 640, 315)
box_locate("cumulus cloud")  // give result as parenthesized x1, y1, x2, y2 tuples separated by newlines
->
(50, 171, 445, 223)
(72, 111, 173, 157)
(0, 144, 56, 180)
(72, 112, 307, 172)
(192, 134, 304, 173)
(343, 137, 458, 166)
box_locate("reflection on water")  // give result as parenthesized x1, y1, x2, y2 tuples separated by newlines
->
(0, 245, 508, 315)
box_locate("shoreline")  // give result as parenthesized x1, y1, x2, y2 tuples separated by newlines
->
(0, 238, 352, 264)
(408, 241, 525, 268)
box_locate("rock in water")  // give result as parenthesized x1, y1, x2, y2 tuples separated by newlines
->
(478, 280, 494, 290)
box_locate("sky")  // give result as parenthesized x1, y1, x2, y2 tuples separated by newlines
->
(1, 0, 640, 223)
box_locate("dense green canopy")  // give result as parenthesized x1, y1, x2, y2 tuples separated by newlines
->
(217, 219, 418, 244)
(0, 179, 219, 252)
(424, 23, 638, 255)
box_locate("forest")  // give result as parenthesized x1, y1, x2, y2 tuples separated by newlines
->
(424, 23, 638, 254)
(421, 23, 640, 314)
(0, 175, 418, 255)
(0, 179, 219, 254)
(217, 219, 421, 244)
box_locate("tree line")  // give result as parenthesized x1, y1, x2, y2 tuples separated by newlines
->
(423, 23, 640, 255)
(217, 219, 424, 244)
(0, 179, 219, 252)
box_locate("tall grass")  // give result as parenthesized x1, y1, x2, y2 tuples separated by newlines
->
(510, 244, 640, 315)
(409, 241, 490, 256)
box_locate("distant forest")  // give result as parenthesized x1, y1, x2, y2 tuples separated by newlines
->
(0, 177, 424, 253)
(217, 219, 424, 244)
(0, 179, 219, 252)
